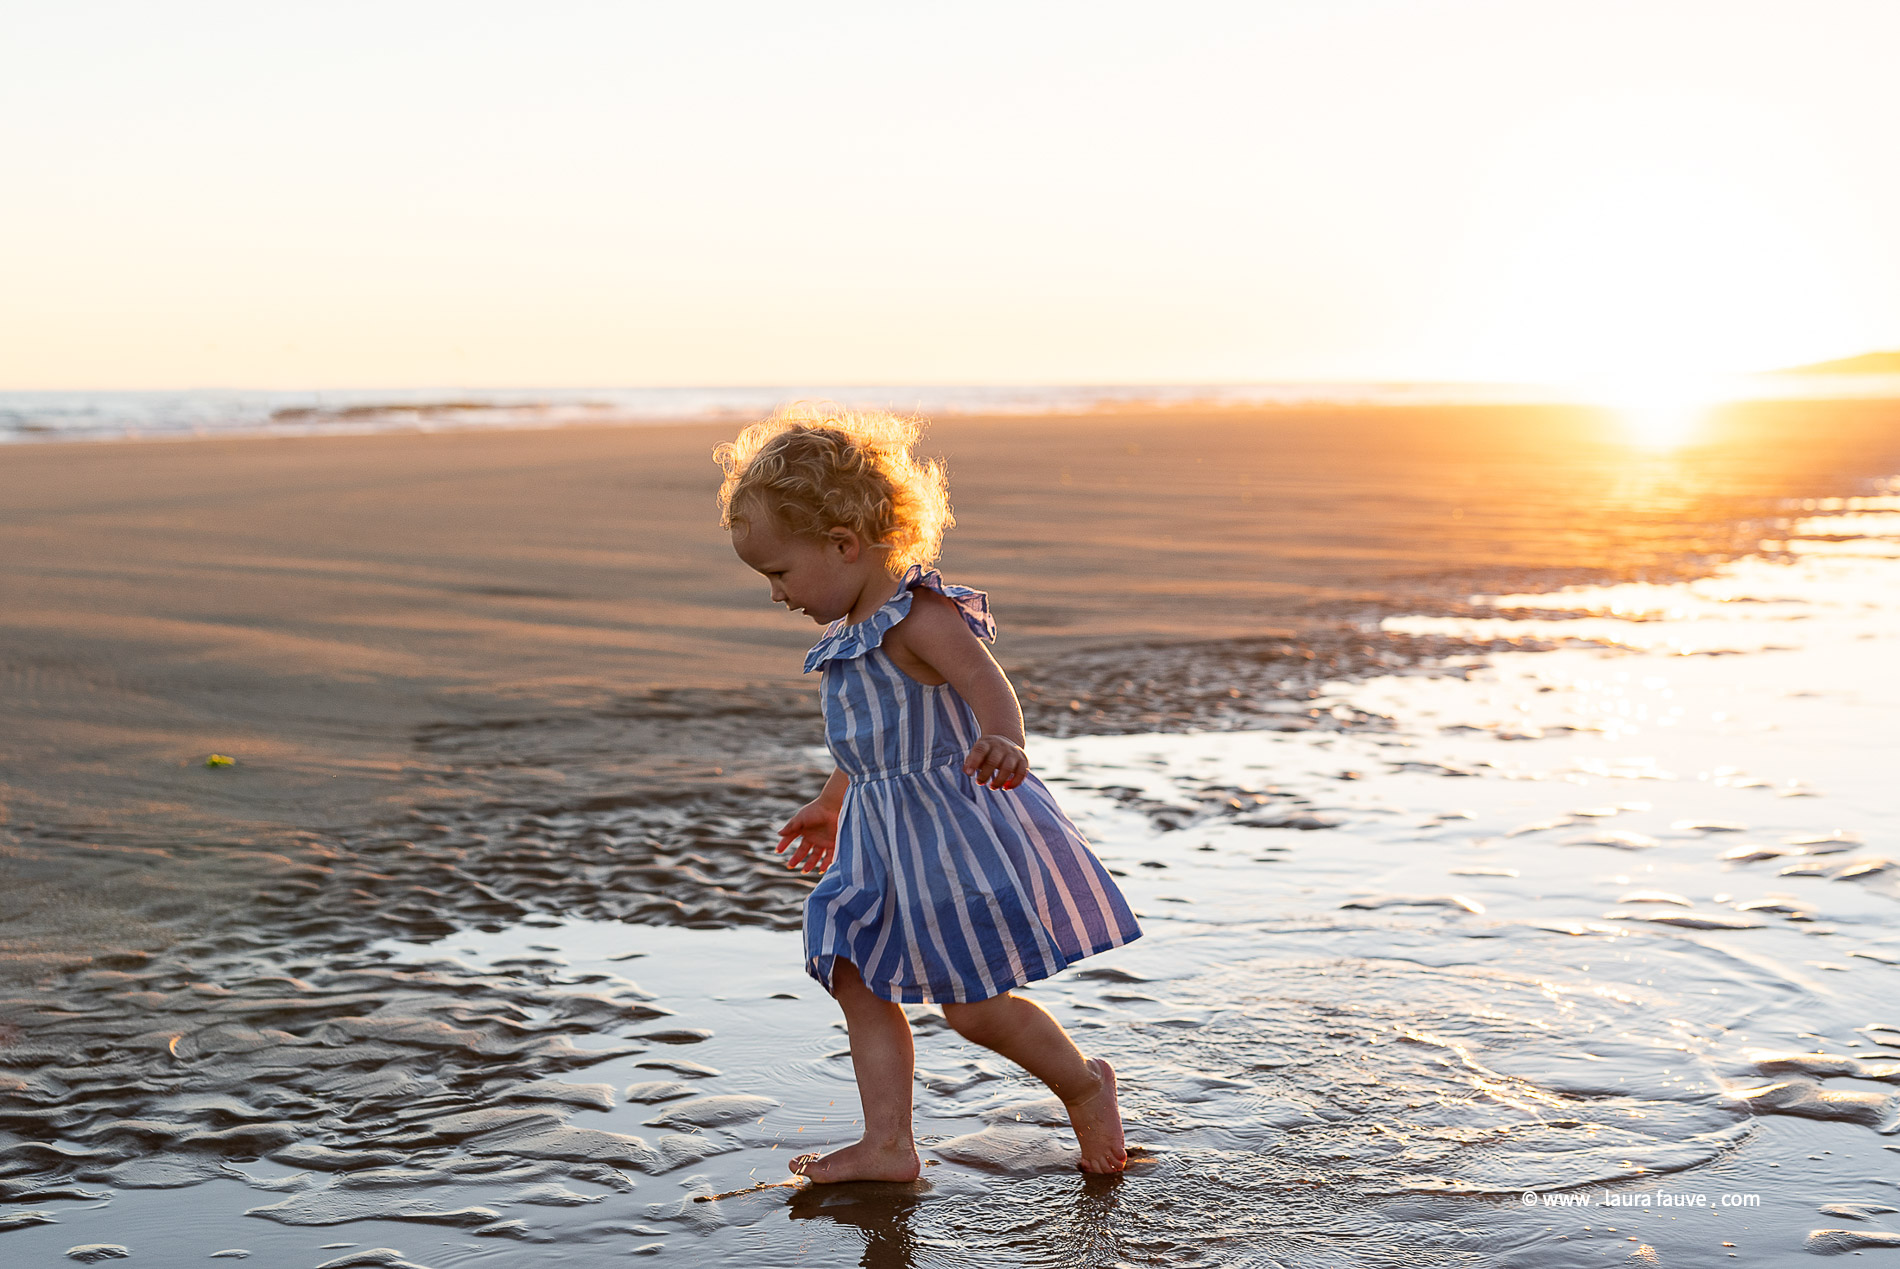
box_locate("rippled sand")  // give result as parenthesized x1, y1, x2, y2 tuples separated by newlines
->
(4, 405, 1900, 1265)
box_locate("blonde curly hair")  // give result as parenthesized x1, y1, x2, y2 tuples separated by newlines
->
(715, 403, 953, 575)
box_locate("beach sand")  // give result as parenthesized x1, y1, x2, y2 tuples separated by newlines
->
(0, 404, 1790, 971)
(2, 398, 1898, 1265)
(5, 401, 1896, 976)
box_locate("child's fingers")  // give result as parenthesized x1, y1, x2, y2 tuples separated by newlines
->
(786, 836, 834, 873)
(963, 739, 1030, 789)
(992, 750, 1027, 790)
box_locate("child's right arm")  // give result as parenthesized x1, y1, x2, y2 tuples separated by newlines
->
(777, 768, 848, 874)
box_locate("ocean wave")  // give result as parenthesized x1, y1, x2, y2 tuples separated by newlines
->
(9, 374, 1900, 445)
(1, 381, 1547, 444)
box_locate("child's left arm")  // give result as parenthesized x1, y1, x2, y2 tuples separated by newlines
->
(885, 589, 1028, 791)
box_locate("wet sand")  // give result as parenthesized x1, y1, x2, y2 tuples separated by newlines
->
(3, 399, 1899, 1266)
(6, 400, 1894, 973)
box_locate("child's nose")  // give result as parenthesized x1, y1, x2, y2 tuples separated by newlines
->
(770, 581, 787, 603)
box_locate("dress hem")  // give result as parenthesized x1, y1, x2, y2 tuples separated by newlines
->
(805, 929, 1144, 1006)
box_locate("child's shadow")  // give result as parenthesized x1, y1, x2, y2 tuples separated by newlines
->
(788, 1173, 1127, 1269)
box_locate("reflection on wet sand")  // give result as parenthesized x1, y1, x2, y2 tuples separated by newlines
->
(788, 1169, 1133, 1269)
(789, 1181, 930, 1269)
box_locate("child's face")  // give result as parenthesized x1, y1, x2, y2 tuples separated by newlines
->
(730, 510, 864, 625)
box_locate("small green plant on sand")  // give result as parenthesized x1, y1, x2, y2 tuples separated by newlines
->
(204, 754, 235, 768)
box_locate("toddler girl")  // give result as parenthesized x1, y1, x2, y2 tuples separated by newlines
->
(716, 405, 1143, 1181)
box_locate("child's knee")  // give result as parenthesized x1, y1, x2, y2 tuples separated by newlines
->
(829, 960, 889, 1011)
(941, 996, 1011, 1047)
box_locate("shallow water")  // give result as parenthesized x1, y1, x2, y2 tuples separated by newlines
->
(6, 485, 1900, 1266)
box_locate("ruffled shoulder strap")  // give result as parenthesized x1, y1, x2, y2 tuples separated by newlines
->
(803, 564, 996, 673)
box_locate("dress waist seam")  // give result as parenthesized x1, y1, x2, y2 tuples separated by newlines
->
(846, 755, 965, 785)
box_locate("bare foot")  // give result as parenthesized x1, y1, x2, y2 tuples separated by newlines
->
(789, 1137, 921, 1184)
(1064, 1057, 1127, 1174)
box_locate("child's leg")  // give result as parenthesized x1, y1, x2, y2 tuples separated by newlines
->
(791, 958, 921, 1183)
(940, 992, 1127, 1174)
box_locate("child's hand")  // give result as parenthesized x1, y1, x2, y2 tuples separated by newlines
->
(776, 799, 840, 875)
(964, 735, 1028, 791)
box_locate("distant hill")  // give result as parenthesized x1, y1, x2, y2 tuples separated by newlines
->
(1776, 350, 1900, 375)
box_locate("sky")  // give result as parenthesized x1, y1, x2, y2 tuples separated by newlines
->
(3, 0, 1899, 390)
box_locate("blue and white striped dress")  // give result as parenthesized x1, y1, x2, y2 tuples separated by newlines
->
(801, 565, 1142, 1004)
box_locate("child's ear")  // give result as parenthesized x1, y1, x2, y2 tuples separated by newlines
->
(826, 526, 861, 563)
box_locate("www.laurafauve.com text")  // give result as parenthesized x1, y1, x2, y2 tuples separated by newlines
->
(1523, 1191, 1760, 1208)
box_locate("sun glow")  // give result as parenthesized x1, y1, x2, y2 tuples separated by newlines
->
(1463, 98, 1867, 405)
(1585, 376, 1724, 449)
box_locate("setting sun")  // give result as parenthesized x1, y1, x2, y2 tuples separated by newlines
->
(1463, 95, 1869, 391)
(1584, 375, 1724, 448)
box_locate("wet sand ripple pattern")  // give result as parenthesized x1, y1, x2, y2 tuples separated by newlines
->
(0, 938, 686, 1227)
